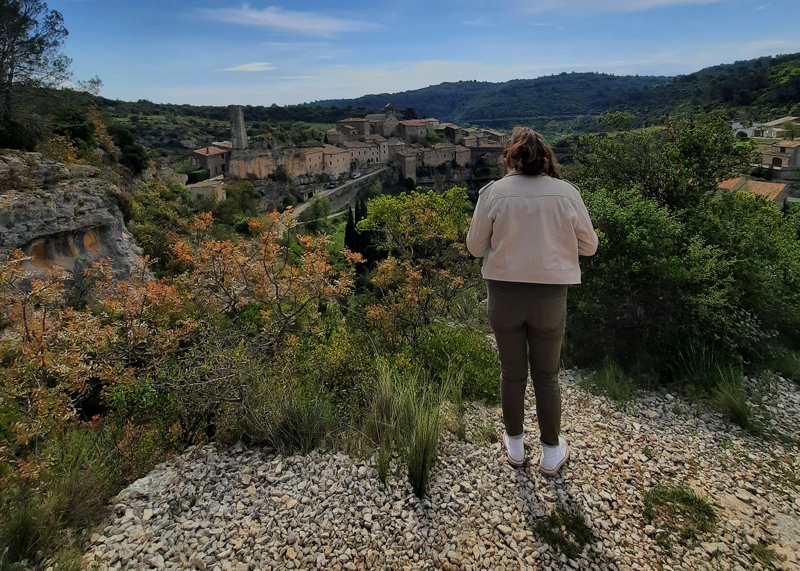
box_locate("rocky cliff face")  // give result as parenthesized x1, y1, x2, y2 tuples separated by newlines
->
(0, 152, 145, 280)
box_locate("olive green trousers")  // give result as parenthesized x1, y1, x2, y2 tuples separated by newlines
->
(487, 280, 567, 447)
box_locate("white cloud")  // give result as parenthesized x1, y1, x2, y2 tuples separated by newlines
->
(517, 0, 726, 14)
(201, 5, 381, 37)
(221, 62, 276, 72)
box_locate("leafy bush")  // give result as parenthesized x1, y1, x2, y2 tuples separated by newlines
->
(186, 169, 210, 184)
(566, 113, 800, 383)
(413, 323, 499, 402)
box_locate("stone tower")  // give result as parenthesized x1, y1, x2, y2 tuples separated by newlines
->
(229, 105, 248, 150)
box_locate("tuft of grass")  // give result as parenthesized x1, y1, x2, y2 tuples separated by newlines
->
(643, 445, 656, 460)
(643, 483, 717, 548)
(749, 542, 776, 567)
(365, 360, 453, 497)
(376, 432, 392, 485)
(532, 506, 592, 560)
(713, 366, 756, 432)
(266, 387, 333, 455)
(581, 359, 638, 405)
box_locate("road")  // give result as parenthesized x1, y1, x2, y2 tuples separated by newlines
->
(292, 167, 388, 217)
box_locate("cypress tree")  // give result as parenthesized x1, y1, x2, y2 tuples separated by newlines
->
(344, 206, 356, 252)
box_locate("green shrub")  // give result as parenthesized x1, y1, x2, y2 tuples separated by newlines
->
(566, 114, 800, 380)
(186, 169, 210, 184)
(0, 428, 120, 570)
(413, 323, 499, 402)
(365, 360, 453, 497)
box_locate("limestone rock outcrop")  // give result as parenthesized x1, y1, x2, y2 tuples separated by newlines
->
(0, 152, 145, 280)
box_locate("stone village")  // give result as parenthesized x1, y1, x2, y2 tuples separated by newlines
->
(188, 105, 508, 204)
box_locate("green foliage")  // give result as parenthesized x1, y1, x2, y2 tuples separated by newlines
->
(367, 361, 453, 498)
(749, 542, 776, 567)
(266, 386, 334, 455)
(643, 483, 717, 548)
(107, 122, 148, 175)
(186, 169, 210, 184)
(128, 178, 193, 276)
(0, 119, 37, 151)
(713, 367, 754, 431)
(299, 195, 332, 233)
(412, 323, 500, 402)
(580, 360, 639, 405)
(209, 179, 259, 235)
(0, 428, 119, 570)
(566, 114, 800, 380)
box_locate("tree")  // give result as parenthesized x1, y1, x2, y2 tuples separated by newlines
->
(0, 0, 71, 120)
(782, 121, 798, 141)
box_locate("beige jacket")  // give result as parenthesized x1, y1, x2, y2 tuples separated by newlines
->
(466, 171, 598, 284)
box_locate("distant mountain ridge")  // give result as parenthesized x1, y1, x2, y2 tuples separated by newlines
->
(78, 52, 800, 137)
(303, 53, 800, 130)
(304, 73, 670, 127)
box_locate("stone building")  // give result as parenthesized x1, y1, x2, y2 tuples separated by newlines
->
(323, 145, 350, 176)
(292, 148, 324, 176)
(192, 146, 229, 177)
(399, 119, 439, 143)
(365, 135, 389, 163)
(396, 148, 421, 182)
(188, 177, 226, 204)
(365, 104, 400, 137)
(325, 129, 344, 145)
(337, 118, 371, 138)
(762, 141, 800, 169)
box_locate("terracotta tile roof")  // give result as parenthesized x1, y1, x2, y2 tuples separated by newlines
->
(400, 119, 438, 126)
(339, 117, 369, 123)
(395, 149, 419, 157)
(741, 180, 788, 201)
(193, 146, 229, 157)
(719, 178, 744, 190)
(365, 114, 386, 122)
(720, 177, 788, 201)
(387, 138, 404, 146)
(777, 140, 800, 148)
(365, 134, 387, 142)
(296, 147, 323, 156)
(484, 129, 506, 137)
(322, 145, 349, 155)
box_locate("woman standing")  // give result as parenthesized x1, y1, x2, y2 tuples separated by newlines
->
(466, 127, 598, 474)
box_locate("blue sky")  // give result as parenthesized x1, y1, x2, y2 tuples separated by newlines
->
(51, 0, 800, 106)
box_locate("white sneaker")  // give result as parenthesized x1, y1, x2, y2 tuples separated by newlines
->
(504, 432, 525, 467)
(539, 437, 569, 476)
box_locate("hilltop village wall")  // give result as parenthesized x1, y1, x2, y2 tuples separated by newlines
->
(223, 104, 507, 185)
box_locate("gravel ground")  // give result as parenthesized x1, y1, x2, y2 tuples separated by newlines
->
(84, 370, 800, 571)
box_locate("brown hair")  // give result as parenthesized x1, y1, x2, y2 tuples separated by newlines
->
(502, 126, 561, 179)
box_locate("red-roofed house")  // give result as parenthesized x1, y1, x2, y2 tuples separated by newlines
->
(719, 177, 789, 209)
(192, 145, 230, 177)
